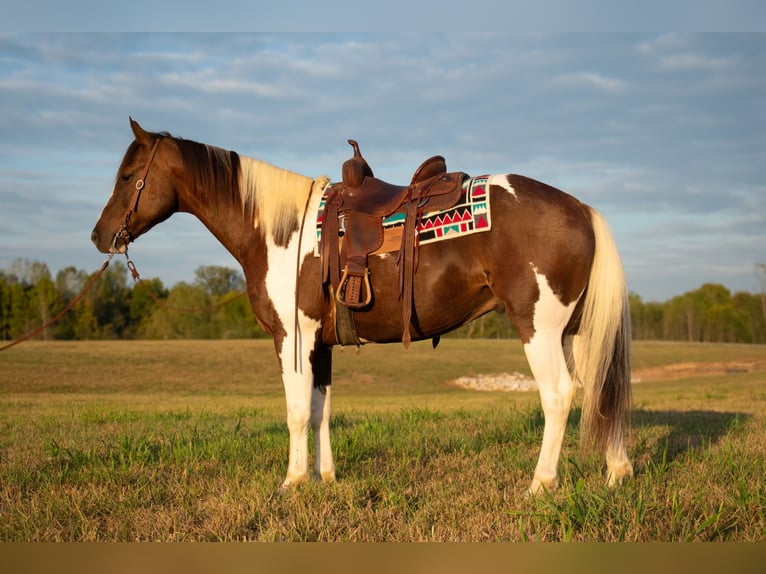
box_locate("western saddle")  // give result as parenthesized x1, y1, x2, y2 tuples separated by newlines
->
(320, 140, 467, 346)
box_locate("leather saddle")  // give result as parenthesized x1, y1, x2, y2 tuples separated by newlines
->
(320, 140, 466, 346)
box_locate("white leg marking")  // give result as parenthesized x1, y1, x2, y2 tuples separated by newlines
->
(488, 174, 518, 200)
(311, 384, 336, 482)
(524, 269, 578, 495)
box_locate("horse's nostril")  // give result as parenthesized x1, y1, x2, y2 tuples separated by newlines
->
(91, 229, 99, 245)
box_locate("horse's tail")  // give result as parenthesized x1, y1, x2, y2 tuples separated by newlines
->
(570, 206, 632, 451)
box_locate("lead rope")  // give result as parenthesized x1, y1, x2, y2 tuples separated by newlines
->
(293, 179, 318, 373)
(0, 256, 113, 352)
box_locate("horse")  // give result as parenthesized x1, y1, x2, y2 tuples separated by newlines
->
(92, 118, 633, 495)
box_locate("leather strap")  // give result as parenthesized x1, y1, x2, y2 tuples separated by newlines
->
(398, 194, 421, 347)
(116, 138, 161, 245)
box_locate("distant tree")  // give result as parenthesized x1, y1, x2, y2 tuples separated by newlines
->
(29, 276, 61, 341)
(211, 291, 267, 339)
(194, 265, 245, 297)
(8, 281, 33, 339)
(629, 292, 664, 340)
(9, 258, 51, 286)
(756, 263, 766, 321)
(126, 278, 167, 338)
(446, 310, 518, 339)
(72, 294, 98, 340)
(55, 266, 87, 299)
(731, 291, 765, 344)
(0, 274, 12, 340)
(140, 282, 211, 339)
(52, 266, 88, 339)
(89, 261, 132, 338)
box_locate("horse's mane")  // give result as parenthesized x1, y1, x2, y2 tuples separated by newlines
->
(172, 136, 314, 245)
(238, 155, 314, 246)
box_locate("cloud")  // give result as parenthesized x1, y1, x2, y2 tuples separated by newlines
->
(657, 52, 737, 71)
(550, 71, 627, 93)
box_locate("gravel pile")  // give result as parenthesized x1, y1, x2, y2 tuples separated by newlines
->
(449, 372, 538, 392)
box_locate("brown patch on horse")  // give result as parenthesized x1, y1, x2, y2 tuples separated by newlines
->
(505, 175, 595, 304)
(242, 239, 288, 357)
(480, 176, 595, 344)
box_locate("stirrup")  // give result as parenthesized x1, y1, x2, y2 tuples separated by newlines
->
(337, 265, 372, 308)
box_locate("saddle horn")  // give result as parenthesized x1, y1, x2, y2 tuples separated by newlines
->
(342, 139, 374, 188)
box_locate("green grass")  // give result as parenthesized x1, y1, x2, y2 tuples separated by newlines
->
(1, 339, 765, 541)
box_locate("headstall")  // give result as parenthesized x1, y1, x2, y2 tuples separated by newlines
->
(111, 138, 161, 252)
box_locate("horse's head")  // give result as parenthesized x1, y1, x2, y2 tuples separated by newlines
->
(91, 118, 180, 254)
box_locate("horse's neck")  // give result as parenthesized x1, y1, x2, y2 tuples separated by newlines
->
(175, 144, 314, 267)
(174, 143, 257, 265)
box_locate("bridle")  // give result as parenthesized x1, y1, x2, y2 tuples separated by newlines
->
(111, 138, 161, 253)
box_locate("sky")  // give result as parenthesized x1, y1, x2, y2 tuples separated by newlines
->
(1, 31, 765, 302)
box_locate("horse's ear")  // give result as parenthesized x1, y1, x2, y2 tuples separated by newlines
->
(129, 117, 153, 146)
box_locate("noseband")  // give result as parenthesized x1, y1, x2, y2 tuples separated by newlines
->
(112, 138, 161, 252)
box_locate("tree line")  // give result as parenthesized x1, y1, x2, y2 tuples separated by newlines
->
(2, 258, 766, 344)
(0, 259, 265, 341)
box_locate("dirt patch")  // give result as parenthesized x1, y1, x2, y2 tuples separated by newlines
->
(631, 360, 766, 382)
(448, 372, 538, 392)
(448, 360, 766, 392)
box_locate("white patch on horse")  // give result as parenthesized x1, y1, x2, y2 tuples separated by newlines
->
(489, 174, 518, 200)
(263, 180, 327, 372)
(523, 267, 579, 494)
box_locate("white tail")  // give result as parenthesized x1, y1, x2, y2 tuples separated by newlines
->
(570, 207, 632, 451)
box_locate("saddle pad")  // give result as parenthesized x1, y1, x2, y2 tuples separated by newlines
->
(315, 175, 491, 256)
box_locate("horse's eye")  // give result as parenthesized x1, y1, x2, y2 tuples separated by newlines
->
(121, 173, 132, 183)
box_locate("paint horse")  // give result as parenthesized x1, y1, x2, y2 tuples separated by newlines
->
(92, 119, 633, 494)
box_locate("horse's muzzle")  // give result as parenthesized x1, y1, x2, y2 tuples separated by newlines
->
(91, 227, 127, 254)
(90, 228, 108, 253)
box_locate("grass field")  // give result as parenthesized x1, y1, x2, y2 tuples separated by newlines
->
(1, 339, 765, 541)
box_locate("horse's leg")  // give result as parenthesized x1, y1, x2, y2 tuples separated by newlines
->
(280, 368, 312, 488)
(568, 334, 633, 487)
(522, 273, 578, 495)
(310, 343, 336, 482)
(278, 323, 318, 489)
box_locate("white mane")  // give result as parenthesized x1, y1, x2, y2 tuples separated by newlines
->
(238, 156, 315, 244)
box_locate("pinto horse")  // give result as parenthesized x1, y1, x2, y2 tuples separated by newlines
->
(92, 118, 633, 494)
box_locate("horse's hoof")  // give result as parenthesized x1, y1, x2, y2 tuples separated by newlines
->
(316, 470, 336, 483)
(524, 476, 559, 498)
(606, 462, 634, 488)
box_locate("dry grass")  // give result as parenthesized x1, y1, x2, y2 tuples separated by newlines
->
(1, 339, 765, 541)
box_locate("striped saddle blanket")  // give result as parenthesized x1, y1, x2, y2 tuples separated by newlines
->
(315, 174, 491, 255)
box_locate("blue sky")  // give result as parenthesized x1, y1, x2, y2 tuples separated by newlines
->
(1, 32, 764, 302)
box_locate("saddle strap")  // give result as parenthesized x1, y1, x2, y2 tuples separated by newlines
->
(320, 186, 342, 289)
(398, 196, 421, 347)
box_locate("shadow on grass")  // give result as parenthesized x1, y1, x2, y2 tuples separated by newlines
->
(631, 408, 750, 465)
(331, 406, 749, 467)
(560, 406, 748, 459)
